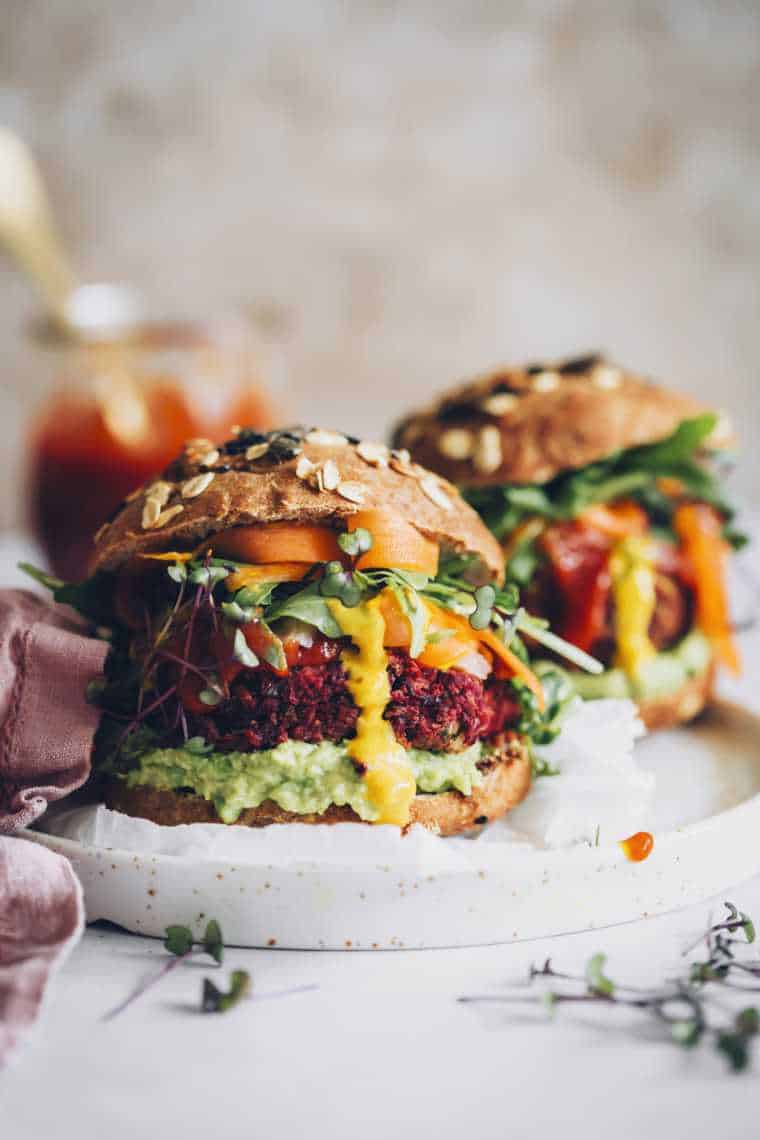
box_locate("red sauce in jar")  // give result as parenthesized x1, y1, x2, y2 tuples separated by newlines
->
(29, 337, 273, 581)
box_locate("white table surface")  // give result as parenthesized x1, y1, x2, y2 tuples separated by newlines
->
(4, 553, 760, 1139)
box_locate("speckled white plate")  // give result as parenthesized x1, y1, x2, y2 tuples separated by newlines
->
(24, 702, 760, 950)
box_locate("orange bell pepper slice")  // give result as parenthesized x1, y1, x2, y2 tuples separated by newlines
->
(417, 636, 484, 672)
(577, 501, 649, 539)
(424, 601, 545, 709)
(225, 563, 311, 592)
(212, 523, 343, 566)
(376, 589, 416, 648)
(349, 510, 439, 577)
(673, 503, 740, 674)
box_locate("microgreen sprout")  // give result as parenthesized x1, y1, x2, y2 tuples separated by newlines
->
(337, 527, 373, 557)
(202, 970, 252, 1014)
(468, 585, 496, 631)
(232, 628, 259, 668)
(319, 562, 362, 607)
(458, 902, 760, 1073)
(585, 953, 615, 997)
(221, 599, 256, 623)
(189, 565, 229, 589)
(102, 919, 225, 1022)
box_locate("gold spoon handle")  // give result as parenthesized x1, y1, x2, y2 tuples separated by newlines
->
(0, 128, 75, 324)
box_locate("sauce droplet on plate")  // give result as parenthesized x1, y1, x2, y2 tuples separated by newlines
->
(619, 831, 654, 862)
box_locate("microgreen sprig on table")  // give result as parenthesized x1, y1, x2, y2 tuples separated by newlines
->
(102, 919, 228, 1021)
(202, 970, 252, 1013)
(102, 919, 318, 1020)
(458, 902, 760, 1073)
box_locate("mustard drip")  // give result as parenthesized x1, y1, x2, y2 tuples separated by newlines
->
(610, 536, 657, 678)
(328, 594, 416, 827)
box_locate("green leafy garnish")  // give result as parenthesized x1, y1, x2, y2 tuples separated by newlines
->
(267, 582, 343, 639)
(201, 970, 252, 1014)
(104, 919, 226, 1021)
(513, 666, 575, 771)
(515, 613, 603, 674)
(469, 585, 496, 631)
(338, 527, 373, 556)
(385, 581, 427, 658)
(164, 925, 194, 957)
(232, 628, 259, 668)
(464, 415, 745, 574)
(189, 565, 229, 589)
(202, 919, 224, 965)
(459, 902, 760, 1073)
(585, 953, 615, 997)
(18, 563, 116, 625)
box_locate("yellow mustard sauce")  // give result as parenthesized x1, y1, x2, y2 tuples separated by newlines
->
(610, 536, 657, 678)
(328, 593, 416, 827)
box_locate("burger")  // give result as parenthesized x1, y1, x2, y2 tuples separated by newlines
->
(26, 426, 598, 836)
(392, 356, 745, 731)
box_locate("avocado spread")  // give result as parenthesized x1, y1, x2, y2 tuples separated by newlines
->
(548, 629, 712, 702)
(124, 739, 485, 824)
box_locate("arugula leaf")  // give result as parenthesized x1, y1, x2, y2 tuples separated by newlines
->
(266, 582, 343, 639)
(386, 582, 427, 658)
(360, 567, 431, 593)
(19, 562, 116, 625)
(512, 665, 575, 754)
(505, 539, 540, 587)
(235, 582, 280, 608)
(622, 413, 717, 468)
(464, 415, 743, 550)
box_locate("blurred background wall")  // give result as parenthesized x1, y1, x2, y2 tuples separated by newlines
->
(1, 0, 758, 529)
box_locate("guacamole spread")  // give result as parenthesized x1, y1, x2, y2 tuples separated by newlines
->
(550, 629, 712, 702)
(124, 739, 485, 823)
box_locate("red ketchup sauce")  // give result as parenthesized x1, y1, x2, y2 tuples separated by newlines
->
(619, 831, 655, 862)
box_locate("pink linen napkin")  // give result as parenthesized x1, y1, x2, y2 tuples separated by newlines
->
(0, 837, 84, 1065)
(0, 590, 107, 1066)
(0, 590, 107, 833)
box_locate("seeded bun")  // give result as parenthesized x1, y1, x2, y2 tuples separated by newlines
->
(91, 427, 504, 581)
(635, 663, 715, 733)
(392, 354, 711, 487)
(105, 736, 531, 838)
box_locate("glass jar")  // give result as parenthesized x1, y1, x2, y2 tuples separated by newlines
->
(28, 315, 282, 581)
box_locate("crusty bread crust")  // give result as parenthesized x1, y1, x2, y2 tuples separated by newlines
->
(104, 737, 531, 838)
(91, 429, 504, 581)
(635, 663, 715, 732)
(392, 355, 708, 487)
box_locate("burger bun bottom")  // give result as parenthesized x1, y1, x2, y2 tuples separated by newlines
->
(105, 736, 531, 838)
(635, 664, 715, 732)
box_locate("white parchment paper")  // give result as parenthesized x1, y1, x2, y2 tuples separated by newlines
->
(41, 699, 653, 869)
